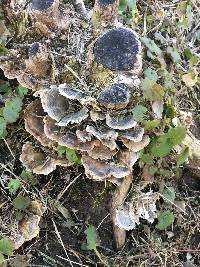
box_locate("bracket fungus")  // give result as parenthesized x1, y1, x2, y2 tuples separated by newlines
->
(29, 0, 68, 36)
(11, 201, 46, 249)
(97, 83, 131, 110)
(94, 27, 142, 73)
(25, 42, 51, 78)
(115, 192, 159, 230)
(20, 143, 73, 175)
(1, 0, 149, 250)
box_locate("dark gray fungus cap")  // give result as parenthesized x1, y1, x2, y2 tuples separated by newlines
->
(29, 42, 40, 57)
(97, 83, 130, 110)
(31, 0, 55, 11)
(97, 0, 116, 6)
(94, 28, 140, 71)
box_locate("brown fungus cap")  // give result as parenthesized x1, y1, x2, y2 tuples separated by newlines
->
(87, 141, 116, 160)
(118, 127, 144, 142)
(122, 135, 150, 152)
(118, 149, 139, 168)
(24, 99, 54, 147)
(25, 42, 50, 78)
(20, 143, 72, 175)
(86, 125, 118, 141)
(81, 154, 130, 181)
(40, 87, 89, 126)
(43, 116, 98, 151)
(56, 107, 89, 126)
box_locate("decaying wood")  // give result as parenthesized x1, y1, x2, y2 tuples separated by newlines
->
(183, 130, 200, 160)
(111, 174, 132, 249)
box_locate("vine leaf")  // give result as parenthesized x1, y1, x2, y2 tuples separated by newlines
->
(132, 105, 148, 122)
(85, 225, 97, 250)
(8, 178, 21, 193)
(156, 211, 175, 230)
(0, 238, 15, 256)
(13, 196, 31, 210)
(161, 187, 176, 203)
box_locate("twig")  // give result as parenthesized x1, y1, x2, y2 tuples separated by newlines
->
(57, 255, 89, 267)
(52, 219, 74, 267)
(3, 138, 15, 159)
(97, 213, 110, 230)
(174, 249, 200, 253)
(56, 173, 82, 201)
(64, 64, 87, 88)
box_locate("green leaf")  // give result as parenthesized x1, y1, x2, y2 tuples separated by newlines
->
(177, 147, 189, 167)
(150, 127, 186, 158)
(0, 238, 15, 256)
(183, 48, 199, 66)
(141, 37, 163, 57)
(196, 30, 200, 42)
(144, 68, 158, 82)
(151, 137, 172, 158)
(16, 85, 28, 98)
(8, 178, 21, 193)
(0, 117, 7, 137)
(156, 211, 175, 230)
(141, 78, 165, 101)
(161, 186, 176, 203)
(13, 196, 31, 210)
(0, 44, 9, 55)
(65, 148, 81, 163)
(166, 127, 186, 146)
(0, 84, 11, 94)
(81, 241, 88, 251)
(20, 170, 38, 186)
(0, 252, 4, 264)
(144, 119, 160, 131)
(140, 153, 154, 164)
(3, 97, 23, 123)
(57, 146, 81, 164)
(132, 105, 148, 122)
(85, 225, 97, 250)
(149, 166, 158, 175)
(166, 47, 181, 63)
(184, 48, 193, 59)
(57, 145, 67, 155)
(165, 104, 176, 119)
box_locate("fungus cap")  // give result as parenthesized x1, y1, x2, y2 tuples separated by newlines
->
(122, 135, 150, 152)
(97, 83, 130, 110)
(24, 100, 54, 147)
(31, 0, 55, 11)
(94, 27, 141, 71)
(106, 112, 137, 130)
(81, 154, 130, 181)
(40, 88, 69, 122)
(118, 127, 144, 142)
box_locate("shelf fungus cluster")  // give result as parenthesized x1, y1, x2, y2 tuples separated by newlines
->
(11, 201, 46, 250)
(1, 0, 148, 249)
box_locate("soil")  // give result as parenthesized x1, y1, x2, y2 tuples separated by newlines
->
(1, 121, 200, 266)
